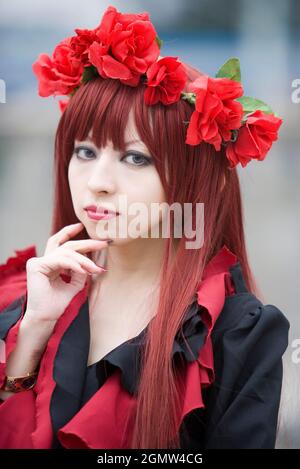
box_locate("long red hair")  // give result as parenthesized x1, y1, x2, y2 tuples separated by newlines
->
(51, 61, 262, 448)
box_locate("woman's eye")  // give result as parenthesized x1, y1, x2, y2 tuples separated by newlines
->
(73, 147, 152, 166)
(122, 152, 152, 167)
(73, 146, 95, 160)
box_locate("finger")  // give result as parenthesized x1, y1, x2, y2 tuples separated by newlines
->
(62, 249, 106, 271)
(61, 239, 109, 254)
(45, 223, 84, 254)
(33, 255, 91, 277)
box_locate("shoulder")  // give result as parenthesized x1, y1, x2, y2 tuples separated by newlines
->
(211, 263, 290, 375)
(0, 245, 36, 312)
(215, 291, 290, 339)
(213, 260, 290, 340)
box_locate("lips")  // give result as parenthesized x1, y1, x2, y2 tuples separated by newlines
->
(84, 205, 119, 216)
(84, 205, 119, 221)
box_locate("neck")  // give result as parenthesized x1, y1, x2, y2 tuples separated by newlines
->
(90, 237, 170, 292)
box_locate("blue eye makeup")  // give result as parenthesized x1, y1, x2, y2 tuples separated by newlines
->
(122, 152, 152, 167)
(73, 145, 152, 167)
(73, 146, 96, 160)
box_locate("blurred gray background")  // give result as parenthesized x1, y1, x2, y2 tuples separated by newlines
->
(0, 0, 299, 448)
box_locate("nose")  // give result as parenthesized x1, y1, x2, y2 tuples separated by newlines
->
(87, 151, 117, 194)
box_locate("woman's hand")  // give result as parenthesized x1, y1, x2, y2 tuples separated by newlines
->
(24, 222, 108, 324)
(0, 223, 107, 394)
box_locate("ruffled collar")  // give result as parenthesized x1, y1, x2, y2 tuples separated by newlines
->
(47, 283, 209, 450)
(54, 292, 208, 397)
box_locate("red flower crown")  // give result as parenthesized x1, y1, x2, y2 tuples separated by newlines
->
(32, 4, 282, 169)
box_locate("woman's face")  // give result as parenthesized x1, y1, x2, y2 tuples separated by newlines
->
(68, 109, 167, 245)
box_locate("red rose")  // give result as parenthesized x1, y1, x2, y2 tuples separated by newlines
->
(225, 110, 283, 168)
(185, 75, 244, 150)
(70, 28, 103, 66)
(88, 5, 160, 87)
(207, 77, 244, 100)
(32, 38, 83, 97)
(216, 99, 244, 142)
(144, 57, 187, 105)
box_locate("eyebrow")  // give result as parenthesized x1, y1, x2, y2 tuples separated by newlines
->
(81, 137, 145, 146)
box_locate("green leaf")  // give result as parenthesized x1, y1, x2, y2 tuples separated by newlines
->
(69, 86, 80, 97)
(156, 36, 163, 49)
(237, 96, 274, 115)
(181, 92, 196, 105)
(215, 57, 241, 82)
(81, 65, 99, 85)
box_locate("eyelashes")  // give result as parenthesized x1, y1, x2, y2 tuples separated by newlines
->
(124, 153, 153, 167)
(74, 146, 95, 160)
(73, 145, 152, 167)
(74, 146, 95, 159)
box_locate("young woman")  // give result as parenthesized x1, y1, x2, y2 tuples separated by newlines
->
(0, 5, 289, 449)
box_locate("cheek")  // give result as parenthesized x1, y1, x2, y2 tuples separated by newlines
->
(121, 171, 166, 233)
(140, 174, 166, 227)
(127, 170, 166, 205)
(147, 173, 166, 208)
(68, 166, 76, 199)
(68, 163, 85, 206)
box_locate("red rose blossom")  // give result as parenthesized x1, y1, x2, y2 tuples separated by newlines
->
(185, 75, 244, 150)
(32, 38, 84, 97)
(144, 56, 187, 105)
(225, 110, 283, 169)
(70, 28, 104, 66)
(88, 5, 160, 87)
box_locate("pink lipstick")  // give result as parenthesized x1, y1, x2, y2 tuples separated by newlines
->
(84, 204, 119, 221)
